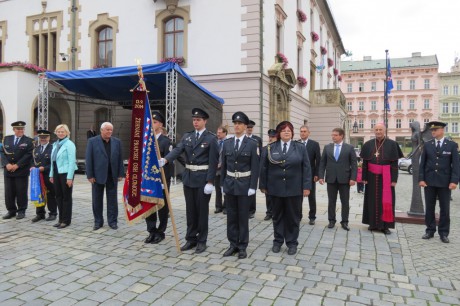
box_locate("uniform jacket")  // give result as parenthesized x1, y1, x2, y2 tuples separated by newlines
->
(221, 136, 260, 195)
(50, 138, 78, 179)
(0, 135, 34, 177)
(248, 134, 263, 150)
(259, 140, 312, 197)
(32, 143, 53, 175)
(85, 136, 124, 184)
(165, 129, 218, 188)
(299, 139, 321, 178)
(419, 138, 459, 187)
(319, 142, 357, 184)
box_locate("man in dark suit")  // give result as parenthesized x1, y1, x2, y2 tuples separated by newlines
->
(144, 112, 173, 244)
(221, 112, 260, 259)
(319, 127, 357, 231)
(299, 125, 321, 225)
(214, 126, 227, 214)
(419, 121, 459, 243)
(85, 122, 125, 230)
(161, 108, 219, 254)
(246, 120, 262, 218)
(262, 129, 277, 221)
(30, 130, 57, 222)
(0, 121, 34, 220)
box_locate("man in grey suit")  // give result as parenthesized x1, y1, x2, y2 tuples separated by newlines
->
(319, 127, 357, 231)
(86, 122, 125, 230)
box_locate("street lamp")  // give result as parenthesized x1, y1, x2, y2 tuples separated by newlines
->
(353, 116, 358, 134)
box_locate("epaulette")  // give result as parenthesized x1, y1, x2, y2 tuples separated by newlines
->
(207, 131, 216, 136)
(247, 137, 258, 143)
(224, 137, 234, 142)
(295, 139, 303, 143)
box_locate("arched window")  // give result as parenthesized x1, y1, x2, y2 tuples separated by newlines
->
(164, 17, 184, 58)
(97, 27, 113, 67)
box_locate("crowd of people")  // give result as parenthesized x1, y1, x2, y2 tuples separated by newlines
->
(1, 114, 458, 260)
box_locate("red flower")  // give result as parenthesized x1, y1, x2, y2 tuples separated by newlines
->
(161, 57, 186, 66)
(320, 46, 327, 55)
(333, 68, 339, 76)
(327, 58, 334, 67)
(297, 9, 307, 23)
(338, 75, 342, 81)
(311, 32, 319, 42)
(276, 52, 289, 68)
(0, 61, 47, 73)
(297, 76, 308, 88)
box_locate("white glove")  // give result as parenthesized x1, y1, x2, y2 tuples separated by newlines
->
(204, 183, 215, 195)
(158, 158, 166, 167)
(248, 188, 256, 196)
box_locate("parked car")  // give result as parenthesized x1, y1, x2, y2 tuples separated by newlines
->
(399, 158, 412, 174)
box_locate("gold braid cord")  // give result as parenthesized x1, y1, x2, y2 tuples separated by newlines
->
(267, 143, 285, 165)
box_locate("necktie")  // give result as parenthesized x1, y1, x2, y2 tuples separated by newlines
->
(219, 140, 223, 150)
(334, 144, 340, 161)
(196, 132, 200, 141)
(436, 140, 441, 151)
(40, 145, 44, 154)
(235, 139, 240, 151)
(283, 143, 287, 154)
(14, 137, 19, 147)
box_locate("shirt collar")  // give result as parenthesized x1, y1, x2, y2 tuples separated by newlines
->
(335, 141, 343, 146)
(436, 137, 445, 144)
(235, 134, 245, 142)
(195, 128, 206, 136)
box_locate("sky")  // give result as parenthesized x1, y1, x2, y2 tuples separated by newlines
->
(327, 0, 460, 72)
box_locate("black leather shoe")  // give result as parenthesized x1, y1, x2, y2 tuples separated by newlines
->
(16, 213, 25, 220)
(57, 223, 68, 229)
(223, 209, 227, 215)
(144, 233, 156, 243)
(440, 236, 450, 243)
(223, 247, 238, 257)
(214, 208, 222, 214)
(152, 234, 164, 244)
(327, 221, 335, 229)
(272, 245, 281, 253)
(264, 215, 272, 221)
(249, 213, 255, 219)
(309, 219, 315, 225)
(31, 215, 45, 222)
(368, 226, 376, 231)
(195, 243, 207, 254)
(45, 215, 57, 221)
(53, 222, 61, 227)
(93, 224, 103, 230)
(180, 241, 197, 251)
(422, 233, 434, 239)
(109, 224, 118, 230)
(238, 249, 247, 259)
(2, 212, 16, 219)
(383, 229, 391, 235)
(287, 247, 297, 255)
(341, 223, 350, 231)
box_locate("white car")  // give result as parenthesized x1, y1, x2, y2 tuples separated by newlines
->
(398, 158, 412, 174)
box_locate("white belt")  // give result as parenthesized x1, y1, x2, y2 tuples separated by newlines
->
(185, 164, 209, 171)
(227, 170, 251, 178)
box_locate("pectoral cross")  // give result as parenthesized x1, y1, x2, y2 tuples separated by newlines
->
(374, 152, 380, 157)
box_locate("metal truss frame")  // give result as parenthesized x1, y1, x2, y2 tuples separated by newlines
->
(166, 70, 178, 142)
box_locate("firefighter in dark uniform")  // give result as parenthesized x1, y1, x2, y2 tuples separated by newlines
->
(263, 129, 277, 221)
(246, 120, 262, 218)
(161, 108, 218, 254)
(221, 112, 260, 259)
(259, 121, 312, 255)
(30, 129, 57, 222)
(0, 121, 34, 219)
(419, 121, 459, 243)
(144, 111, 173, 244)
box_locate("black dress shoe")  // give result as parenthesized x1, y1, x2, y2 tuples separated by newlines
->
(422, 233, 434, 239)
(152, 234, 165, 244)
(383, 229, 391, 235)
(341, 223, 350, 231)
(2, 212, 16, 219)
(368, 226, 376, 231)
(223, 247, 238, 257)
(309, 219, 315, 225)
(57, 223, 68, 229)
(109, 224, 118, 230)
(45, 215, 57, 221)
(93, 225, 103, 230)
(287, 247, 297, 255)
(249, 213, 255, 219)
(238, 249, 247, 259)
(440, 236, 450, 243)
(214, 208, 223, 214)
(31, 215, 45, 222)
(223, 209, 227, 215)
(53, 222, 61, 228)
(195, 243, 207, 254)
(264, 215, 272, 221)
(180, 241, 197, 251)
(327, 221, 335, 229)
(16, 213, 25, 220)
(272, 245, 281, 253)
(144, 233, 156, 243)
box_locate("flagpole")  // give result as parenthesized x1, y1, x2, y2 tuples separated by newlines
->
(384, 50, 389, 137)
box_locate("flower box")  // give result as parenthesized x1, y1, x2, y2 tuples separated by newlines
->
(297, 76, 308, 88)
(276, 52, 289, 68)
(0, 61, 47, 73)
(327, 58, 334, 67)
(297, 9, 307, 23)
(320, 46, 327, 55)
(161, 56, 185, 66)
(311, 31, 319, 42)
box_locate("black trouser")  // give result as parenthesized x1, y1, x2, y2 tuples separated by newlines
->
(265, 194, 273, 217)
(249, 194, 256, 215)
(424, 186, 451, 237)
(183, 185, 211, 244)
(92, 178, 118, 227)
(36, 175, 57, 217)
(307, 181, 317, 220)
(53, 172, 73, 225)
(226, 194, 250, 250)
(146, 180, 171, 236)
(327, 182, 350, 223)
(272, 195, 303, 247)
(4, 175, 29, 214)
(214, 175, 225, 210)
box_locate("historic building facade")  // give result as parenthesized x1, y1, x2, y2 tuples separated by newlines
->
(438, 58, 460, 145)
(340, 52, 439, 152)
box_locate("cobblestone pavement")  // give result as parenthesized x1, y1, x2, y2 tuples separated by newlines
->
(0, 170, 459, 305)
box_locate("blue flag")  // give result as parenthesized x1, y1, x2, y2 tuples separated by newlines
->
(386, 61, 394, 95)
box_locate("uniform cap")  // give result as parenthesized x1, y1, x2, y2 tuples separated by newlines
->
(191, 108, 209, 119)
(267, 129, 277, 137)
(232, 111, 249, 125)
(427, 121, 447, 130)
(152, 111, 165, 124)
(247, 120, 256, 128)
(37, 129, 51, 137)
(11, 121, 26, 128)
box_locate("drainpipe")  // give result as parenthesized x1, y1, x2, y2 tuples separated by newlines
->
(259, 0, 264, 139)
(70, 0, 77, 70)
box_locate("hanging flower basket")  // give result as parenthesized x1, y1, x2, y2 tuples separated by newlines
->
(333, 68, 339, 76)
(327, 58, 334, 67)
(320, 46, 327, 55)
(311, 31, 319, 42)
(161, 56, 186, 66)
(337, 75, 342, 81)
(297, 9, 307, 23)
(276, 52, 289, 67)
(297, 76, 308, 88)
(0, 61, 47, 73)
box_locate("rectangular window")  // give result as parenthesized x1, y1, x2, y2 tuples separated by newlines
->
(409, 99, 415, 109)
(452, 122, 458, 133)
(424, 79, 430, 89)
(359, 101, 364, 111)
(409, 119, 414, 124)
(359, 83, 364, 92)
(396, 80, 402, 90)
(358, 119, 364, 129)
(396, 100, 402, 110)
(371, 82, 376, 92)
(371, 101, 376, 110)
(347, 101, 353, 111)
(409, 80, 415, 90)
(396, 119, 401, 129)
(347, 83, 352, 93)
(443, 85, 449, 95)
(452, 102, 459, 113)
(454, 85, 459, 95)
(371, 119, 376, 128)
(443, 103, 449, 113)
(424, 118, 429, 124)
(424, 99, 430, 109)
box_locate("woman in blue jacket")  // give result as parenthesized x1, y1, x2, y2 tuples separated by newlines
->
(50, 124, 77, 228)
